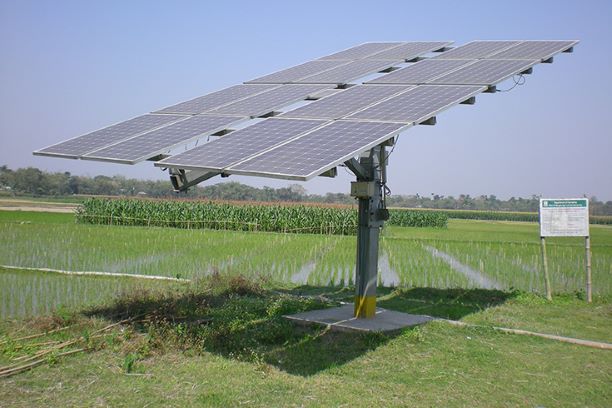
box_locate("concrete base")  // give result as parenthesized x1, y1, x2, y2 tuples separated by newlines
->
(284, 304, 434, 333)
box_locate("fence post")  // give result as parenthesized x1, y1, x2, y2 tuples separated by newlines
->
(585, 236, 592, 303)
(540, 237, 552, 301)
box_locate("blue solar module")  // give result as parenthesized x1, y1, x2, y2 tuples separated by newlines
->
(435, 41, 521, 59)
(154, 84, 278, 114)
(318, 42, 403, 60)
(228, 121, 409, 180)
(429, 59, 539, 85)
(246, 60, 349, 84)
(487, 40, 578, 61)
(280, 85, 413, 120)
(155, 118, 327, 172)
(365, 41, 452, 61)
(347, 85, 485, 124)
(295, 60, 401, 85)
(210, 84, 333, 117)
(83, 114, 245, 164)
(33, 114, 188, 159)
(367, 59, 475, 84)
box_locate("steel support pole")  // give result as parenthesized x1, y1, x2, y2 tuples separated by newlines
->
(354, 146, 385, 318)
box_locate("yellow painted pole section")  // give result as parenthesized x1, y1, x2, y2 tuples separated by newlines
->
(354, 296, 376, 318)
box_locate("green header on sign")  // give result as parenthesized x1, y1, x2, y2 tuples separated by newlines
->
(541, 199, 588, 208)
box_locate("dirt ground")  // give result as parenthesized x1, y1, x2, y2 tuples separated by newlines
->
(0, 199, 78, 213)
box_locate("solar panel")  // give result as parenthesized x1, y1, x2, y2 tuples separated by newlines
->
(435, 41, 521, 59)
(347, 85, 485, 124)
(296, 60, 401, 84)
(155, 118, 327, 172)
(246, 60, 349, 84)
(367, 59, 476, 85)
(210, 84, 333, 117)
(487, 40, 578, 61)
(429, 59, 539, 86)
(82, 114, 245, 164)
(33, 114, 188, 158)
(281, 85, 413, 120)
(154, 84, 278, 114)
(307, 88, 345, 99)
(318, 42, 403, 60)
(229, 121, 409, 180)
(365, 41, 453, 61)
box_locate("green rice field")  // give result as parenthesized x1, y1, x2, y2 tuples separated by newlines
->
(1, 210, 611, 318)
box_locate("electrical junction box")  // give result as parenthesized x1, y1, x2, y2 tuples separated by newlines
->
(351, 181, 376, 198)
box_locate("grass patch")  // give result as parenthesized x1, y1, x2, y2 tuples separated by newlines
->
(1, 277, 611, 407)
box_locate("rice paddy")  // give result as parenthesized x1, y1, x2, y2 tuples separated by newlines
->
(1, 210, 611, 318)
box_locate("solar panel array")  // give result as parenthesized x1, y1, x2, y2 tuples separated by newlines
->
(35, 39, 577, 181)
(295, 59, 400, 85)
(364, 41, 451, 61)
(34, 114, 189, 158)
(367, 59, 474, 85)
(434, 41, 521, 59)
(229, 121, 409, 180)
(281, 85, 413, 120)
(246, 60, 348, 84)
(318, 42, 404, 60)
(154, 84, 278, 114)
(83, 115, 245, 164)
(208, 84, 333, 117)
(487, 40, 577, 61)
(347, 85, 486, 123)
(429, 59, 539, 85)
(157, 118, 327, 171)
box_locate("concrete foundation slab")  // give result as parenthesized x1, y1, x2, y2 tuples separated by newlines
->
(284, 304, 434, 333)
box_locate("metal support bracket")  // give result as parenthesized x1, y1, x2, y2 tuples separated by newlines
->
(168, 168, 219, 192)
(344, 158, 369, 180)
(319, 167, 337, 178)
(418, 116, 437, 126)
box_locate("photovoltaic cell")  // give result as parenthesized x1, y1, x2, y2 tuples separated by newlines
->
(296, 60, 400, 84)
(155, 118, 327, 171)
(246, 60, 348, 84)
(83, 114, 245, 164)
(318, 42, 403, 60)
(487, 40, 578, 61)
(365, 41, 452, 61)
(347, 85, 485, 123)
(154, 84, 278, 114)
(429, 59, 539, 85)
(435, 41, 521, 59)
(210, 84, 333, 116)
(367, 59, 476, 84)
(281, 85, 413, 120)
(229, 121, 408, 180)
(34, 114, 188, 158)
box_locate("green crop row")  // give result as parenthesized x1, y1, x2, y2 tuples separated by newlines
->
(75, 198, 449, 235)
(390, 208, 612, 225)
(388, 209, 448, 228)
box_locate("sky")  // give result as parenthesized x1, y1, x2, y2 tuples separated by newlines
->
(1, 0, 611, 200)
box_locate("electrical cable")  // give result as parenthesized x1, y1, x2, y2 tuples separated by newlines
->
(496, 74, 526, 92)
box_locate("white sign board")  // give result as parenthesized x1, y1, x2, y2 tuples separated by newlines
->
(539, 198, 589, 237)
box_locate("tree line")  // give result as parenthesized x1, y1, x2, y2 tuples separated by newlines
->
(1, 165, 611, 215)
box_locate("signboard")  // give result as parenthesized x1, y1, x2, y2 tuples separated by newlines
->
(539, 198, 589, 237)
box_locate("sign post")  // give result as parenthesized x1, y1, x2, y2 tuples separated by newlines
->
(539, 198, 591, 302)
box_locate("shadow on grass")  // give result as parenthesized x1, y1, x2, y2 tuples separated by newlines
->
(83, 279, 516, 376)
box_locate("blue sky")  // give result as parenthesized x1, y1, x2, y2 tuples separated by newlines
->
(1, 0, 611, 199)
